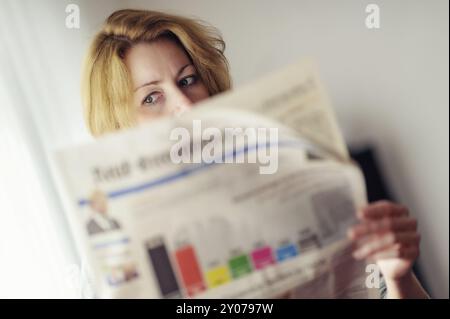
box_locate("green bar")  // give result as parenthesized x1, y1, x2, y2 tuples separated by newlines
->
(228, 254, 252, 279)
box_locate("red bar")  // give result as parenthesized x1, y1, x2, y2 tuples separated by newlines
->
(174, 245, 206, 296)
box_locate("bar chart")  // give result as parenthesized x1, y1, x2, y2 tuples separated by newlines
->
(144, 228, 322, 298)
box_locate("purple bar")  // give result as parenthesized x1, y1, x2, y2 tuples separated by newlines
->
(251, 246, 274, 270)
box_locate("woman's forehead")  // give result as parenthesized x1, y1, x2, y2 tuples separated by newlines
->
(125, 39, 192, 84)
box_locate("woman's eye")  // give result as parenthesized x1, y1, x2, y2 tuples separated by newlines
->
(179, 75, 197, 87)
(142, 92, 161, 106)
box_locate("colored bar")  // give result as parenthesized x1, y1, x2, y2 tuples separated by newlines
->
(228, 254, 252, 279)
(251, 246, 274, 270)
(174, 245, 206, 296)
(276, 243, 298, 262)
(205, 265, 231, 288)
(298, 234, 321, 253)
(145, 237, 181, 298)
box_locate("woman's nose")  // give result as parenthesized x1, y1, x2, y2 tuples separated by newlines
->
(168, 87, 193, 117)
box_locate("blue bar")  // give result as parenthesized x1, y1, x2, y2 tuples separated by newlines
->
(275, 243, 298, 262)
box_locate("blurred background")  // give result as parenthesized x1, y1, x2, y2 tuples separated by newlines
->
(0, 0, 448, 298)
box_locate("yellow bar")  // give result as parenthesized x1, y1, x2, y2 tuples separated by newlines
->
(205, 265, 231, 288)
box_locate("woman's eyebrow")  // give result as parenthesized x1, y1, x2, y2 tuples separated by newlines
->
(176, 63, 193, 77)
(134, 63, 193, 92)
(134, 79, 160, 92)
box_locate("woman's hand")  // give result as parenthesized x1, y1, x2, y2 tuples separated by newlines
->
(347, 200, 429, 298)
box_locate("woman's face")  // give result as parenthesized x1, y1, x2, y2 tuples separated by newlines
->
(124, 38, 210, 122)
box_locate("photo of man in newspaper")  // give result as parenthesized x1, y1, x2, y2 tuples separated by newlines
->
(86, 190, 121, 236)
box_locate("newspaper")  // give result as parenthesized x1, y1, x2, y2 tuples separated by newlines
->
(51, 59, 379, 299)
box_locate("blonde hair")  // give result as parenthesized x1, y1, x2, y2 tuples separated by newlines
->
(82, 9, 231, 136)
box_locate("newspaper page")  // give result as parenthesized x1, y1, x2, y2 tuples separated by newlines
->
(193, 58, 349, 162)
(51, 59, 379, 299)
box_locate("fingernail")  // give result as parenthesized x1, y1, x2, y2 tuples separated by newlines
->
(356, 209, 365, 219)
(352, 250, 363, 259)
(347, 229, 354, 239)
(354, 245, 369, 258)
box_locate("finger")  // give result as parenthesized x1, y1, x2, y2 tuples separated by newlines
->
(369, 245, 420, 262)
(352, 232, 420, 259)
(355, 232, 421, 250)
(348, 217, 418, 239)
(357, 201, 409, 220)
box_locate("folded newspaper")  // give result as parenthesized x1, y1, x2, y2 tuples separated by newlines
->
(52, 59, 379, 299)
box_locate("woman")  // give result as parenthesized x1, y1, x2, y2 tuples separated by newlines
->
(81, 9, 428, 298)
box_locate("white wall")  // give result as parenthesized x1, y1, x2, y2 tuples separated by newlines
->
(1, 0, 447, 297)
